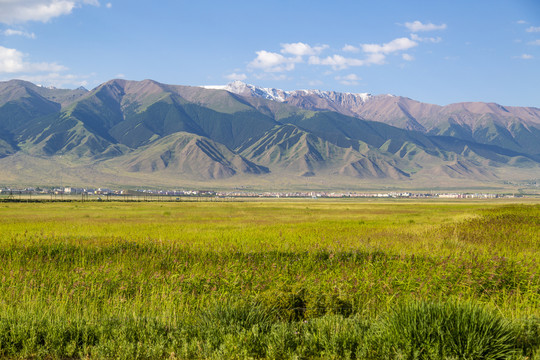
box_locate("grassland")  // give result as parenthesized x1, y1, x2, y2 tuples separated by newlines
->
(0, 200, 538, 359)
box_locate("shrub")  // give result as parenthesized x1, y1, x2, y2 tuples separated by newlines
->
(259, 288, 308, 322)
(515, 316, 540, 359)
(197, 300, 276, 334)
(369, 300, 521, 360)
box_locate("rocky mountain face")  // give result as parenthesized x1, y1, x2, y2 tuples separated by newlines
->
(0, 79, 538, 186)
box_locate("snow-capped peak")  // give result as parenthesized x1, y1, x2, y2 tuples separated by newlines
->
(226, 80, 250, 93)
(201, 81, 373, 104)
(202, 81, 287, 102)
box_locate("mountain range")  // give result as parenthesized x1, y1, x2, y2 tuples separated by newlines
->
(0, 78, 538, 189)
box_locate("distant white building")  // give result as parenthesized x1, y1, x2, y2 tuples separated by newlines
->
(64, 187, 85, 194)
(438, 194, 460, 198)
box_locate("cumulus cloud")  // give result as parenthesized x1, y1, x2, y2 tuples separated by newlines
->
(410, 33, 442, 43)
(252, 72, 288, 81)
(362, 37, 418, 54)
(225, 72, 247, 81)
(364, 52, 386, 65)
(526, 26, 540, 33)
(308, 55, 366, 70)
(308, 38, 415, 70)
(517, 20, 527, 24)
(0, 0, 100, 24)
(402, 53, 414, 61)
(106, 2, 112, 8)
(0, 46, 25, 72)
(335, 73, 360, 86)
(3, 28, 36, 38)
(0, 45, 66, 73)
(247, 36, 422, 74)
(248, 50, 300, 72)
(342, 44, 360, 53)
(307, 79, 323, 87)
(405, 21, 447, 32)
(529, 40, 540, 46)
(0, 45, 93, 89)
(248, 43, 330, 73)
(280, 42, 328, 56)
(518, 54, 533, 59)
(14, 72, 92, 88)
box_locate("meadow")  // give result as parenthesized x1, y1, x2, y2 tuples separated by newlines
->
(0, 199, 538, 359)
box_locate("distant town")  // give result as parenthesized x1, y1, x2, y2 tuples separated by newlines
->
(0, 186, 530, 200)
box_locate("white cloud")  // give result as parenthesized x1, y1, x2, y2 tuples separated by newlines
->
(335, 73, 360, 86)
(307, 79, 323, 87)
(26, 61, 67, 72)
(0, 0, 100, 24)
(252, 73, 288, 81)
(308, 55, 366, 70)
(362, 37, 418, 54)
(0, 44, 94, 88)
(225, 72, 247, 81)
(364, 52, 386, 65)
(340, 74, 359, 81)
(280, 42, 328, 56)
(248, 42, 331, 73)
(342, 44, 360, 53)
(0, 46, 25, 72)
(0, 46, 66, 73)
(526, 26, 540, 33)
(402, 53, 414, 61)
(106, 2, 112, 8)
(3, 28, 36, 38)
(248, 50, 300, 72)
(405, 21, 447, 32)
(517, 20, 527, 24)
(518, 54, 533, 59)
(529, 40, 540, 46)
(410, 33, 442, 43)
(308, 37, 415, 70)
(246, 36, 421, 74)
(14, 72, 92, 88)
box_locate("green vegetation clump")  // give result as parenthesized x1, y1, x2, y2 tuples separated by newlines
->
(0, 200, 538, 359)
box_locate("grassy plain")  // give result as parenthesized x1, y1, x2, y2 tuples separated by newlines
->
(0, 199, 539, 359)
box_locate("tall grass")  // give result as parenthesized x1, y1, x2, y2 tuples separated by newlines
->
(0, 201, 538, 358)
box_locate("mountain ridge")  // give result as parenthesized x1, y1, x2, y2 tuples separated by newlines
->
(0, 78, 538, 188)
(209, 81, 540, 157)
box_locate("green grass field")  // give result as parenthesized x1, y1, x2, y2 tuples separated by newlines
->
(0, 200, 539, 359)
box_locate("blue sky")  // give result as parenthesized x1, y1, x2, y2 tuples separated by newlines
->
(0, 0, 539, 106)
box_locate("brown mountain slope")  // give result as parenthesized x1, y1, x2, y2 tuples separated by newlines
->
(120, 132, 268, 180)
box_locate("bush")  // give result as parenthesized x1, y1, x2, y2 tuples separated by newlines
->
(196, 300, 275, 357)
(368, 300, 521, 360)
(197, 299, 276, 333)
(259, 288, 308, 322)
(301, 315, 369, 359)
(516, 316, 540, 359)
